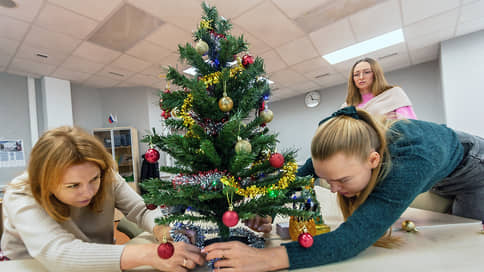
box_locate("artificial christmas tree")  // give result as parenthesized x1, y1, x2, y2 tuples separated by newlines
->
(142, 3, 324, 247)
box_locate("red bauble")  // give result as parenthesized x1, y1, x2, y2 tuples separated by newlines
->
(157, 242, 174, 259)
(146, 203, 157, 210)
(145, 148, 160, 163)
(259, 101, 265, 111)
(242, 54, 254, 67)
(163, 88, 171, 94)
(298, 232, 314, 248)
(222, 210, 239, 227)
(269, 153, 284, 168)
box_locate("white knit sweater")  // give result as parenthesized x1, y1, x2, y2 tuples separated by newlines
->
(1, 172, 160, 272)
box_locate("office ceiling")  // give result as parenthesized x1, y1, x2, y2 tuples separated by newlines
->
(0, 0, 483, 101)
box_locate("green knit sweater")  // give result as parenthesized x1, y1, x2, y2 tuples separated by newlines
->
(285, 119, 464, 269)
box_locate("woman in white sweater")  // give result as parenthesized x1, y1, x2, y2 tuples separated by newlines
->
(1, 126, 204, 272)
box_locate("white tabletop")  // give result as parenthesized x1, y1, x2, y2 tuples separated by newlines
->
(2, 187, 483, 271)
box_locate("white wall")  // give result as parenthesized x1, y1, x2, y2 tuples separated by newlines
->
(441, 30, 484, 137)
(270, 60, 444, 162)
(71, 85, 103, 132)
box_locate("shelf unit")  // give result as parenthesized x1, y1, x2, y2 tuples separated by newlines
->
(93, 127, 140, 189)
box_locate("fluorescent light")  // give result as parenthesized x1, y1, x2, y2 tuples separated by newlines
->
(322, 29, 405, 65)
(183, 66, 198, 76)
(258, 77, 274, 84)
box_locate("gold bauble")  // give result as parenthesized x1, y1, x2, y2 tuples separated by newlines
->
(218, 96, 233, 112)
(195, 40, 209, 55)
(235, 139, 252, 154)
(289, 217, 316, 241)
(315, 223, 331, 235)
(260, 109, 274, 123)
(401, 220, 417, 232)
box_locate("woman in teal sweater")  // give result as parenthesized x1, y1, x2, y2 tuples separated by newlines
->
(202, 106, 484, 271)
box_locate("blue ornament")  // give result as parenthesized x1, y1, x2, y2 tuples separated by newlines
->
(263, 95, 270, 100)
(214, 58, 220, 68)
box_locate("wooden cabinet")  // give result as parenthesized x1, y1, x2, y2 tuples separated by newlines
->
(93, 127, 140, 190)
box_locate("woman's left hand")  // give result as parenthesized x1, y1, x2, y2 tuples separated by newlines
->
(202, 241, 289, 272)
(243, 215, 272, 233)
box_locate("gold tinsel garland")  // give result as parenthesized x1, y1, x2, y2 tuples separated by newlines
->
(200, 61, 245, 87)
(220, 161, 298, 198)
(180, 93, 198, 138)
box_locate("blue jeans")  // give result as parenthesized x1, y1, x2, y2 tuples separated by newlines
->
(431, 131, 484, 221)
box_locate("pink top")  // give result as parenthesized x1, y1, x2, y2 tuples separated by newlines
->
(358, 93, 417, 120)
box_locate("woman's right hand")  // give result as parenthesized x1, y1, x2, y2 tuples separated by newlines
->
(151, 242, 205, 271)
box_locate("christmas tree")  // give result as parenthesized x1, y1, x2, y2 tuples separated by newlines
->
(142, 3, 322, 242)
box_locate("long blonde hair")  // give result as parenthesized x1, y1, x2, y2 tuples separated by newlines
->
(311, 108, 401, 247)
(346, 58, 394, 106)
(27, 126, 116, 222)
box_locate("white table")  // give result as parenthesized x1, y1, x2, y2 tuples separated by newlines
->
(2, 188, 483, 271)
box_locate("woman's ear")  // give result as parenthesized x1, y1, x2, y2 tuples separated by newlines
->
(368, 151, 380, 169)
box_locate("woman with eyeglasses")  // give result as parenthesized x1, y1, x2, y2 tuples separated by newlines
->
(344, 57, 417, 120)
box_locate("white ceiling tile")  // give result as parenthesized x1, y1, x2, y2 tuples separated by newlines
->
(409, 44, 440, 65)
(24, 26, 82, 54)
(110, 54, 152, 72)
(312, 72, 346, 89)
(0, 37, 20, 56)
(310, 18, 356, 56)
(124, 73, 159, 86)
(231, 25, 271, 55)
(73, 41, 122, 64)
(286, 79, 320, 94)
(83, 75, 121, 88)
(272, 0, 333, 19)
(151, 79, 169, 90)
(260, 50, 287, 73)
(0, 16, 30, 41)
(0, 0, 43, 22)
(51, 68, 92, 83)
(9, 57, 57, 75)
(0, 65, 5, 72)
(456, 17, 484, 36)
(233, 1, 305, 48)
(146, 24, 193, 52)
(60, 55, 105, 74)
(0, 53, 12, 67)
(127, 0, 202, 32)
(6, 68, 42, 78)
(35, 3, 98, 39)
(98, 65, 135, 81)
(366, 42, 408, 63)
(291, 57, 334, 79)
(374, 50, 411, 72)
(401, 0, 460, 25)
(205, 0, 265, 19)
(48, 0, 123, 21)
(15, 43, 68, 65)
(268, 69, 307, 87)
(126, 40, 172, 64)
(460, 0, 484, 22)
(349, 0, 402, 42)
(275, 36, 319, 66)
(139, 64, 165, 77)
(462, 0, 480, 4)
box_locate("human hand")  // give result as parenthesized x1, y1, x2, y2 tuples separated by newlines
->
(151, 242, 205, 272)
(154, 225, 197, 244)
(243, 215, 272, 233)
(202, 241, 289, 272)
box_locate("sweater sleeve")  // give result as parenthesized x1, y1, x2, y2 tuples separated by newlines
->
(3, 189, 125, 272)
(112, 173, 161, 232)
(296, 158, 316, 177)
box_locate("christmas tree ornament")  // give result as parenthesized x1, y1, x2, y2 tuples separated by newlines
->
(269, 153, 284, 168)
(401, 220, 417, 232)
(289, 217, 316, 241)
(159, 98, 163, 109)
(195, 40, 209, 55)
(235, 137, 252, 154)
(170, 107, 180, 119)
(146, 203, 157, 210)
(218, 84, 233, 112)
(260, 108, 274, 123)
(157, 236, 175, 259)
(145, 148, 160, 163)
(242, 54, 254, 67)
(315, 223, 331, 235)
(298, 231, 314, 248)
(222, 192, 239, 227)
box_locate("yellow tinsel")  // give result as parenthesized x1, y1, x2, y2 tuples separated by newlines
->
(220, 161, 298, 198)
(179, 93, 198, 138)
(200, 19, 213, 30)
(200, 63, 245, 87)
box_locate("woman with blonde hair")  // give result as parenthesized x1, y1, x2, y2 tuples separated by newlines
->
(202, 106, 484, 271)
(1, 126, 204, 271)
(344, 57, 417, 119)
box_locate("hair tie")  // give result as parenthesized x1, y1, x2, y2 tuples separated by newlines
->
(318, 106, 360, 126)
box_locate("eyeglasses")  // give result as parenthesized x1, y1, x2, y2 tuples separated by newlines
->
(353, 70, 373, 78)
